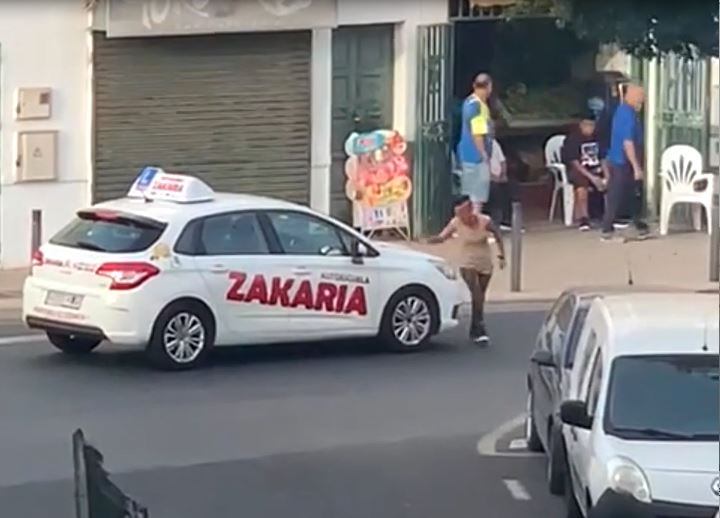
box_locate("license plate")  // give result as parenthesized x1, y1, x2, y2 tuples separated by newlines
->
(45, 290, 84, 310)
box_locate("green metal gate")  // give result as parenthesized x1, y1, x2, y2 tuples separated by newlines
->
(413, 24, 453, 237)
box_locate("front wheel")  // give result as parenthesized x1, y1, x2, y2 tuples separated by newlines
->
(380, 288, 437, 353)
(564, 463, 583, 518)
(47, 332, 101, 355)
(147, 301, 215, 370)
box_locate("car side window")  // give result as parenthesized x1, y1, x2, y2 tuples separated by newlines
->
(585, 350, 604, 417)
(577, 330, 598, 392)
(564, 306, 590, 368)
(179, 212, 269, 256)
(266, 211, 349, 256)
(555, 297, 575, 334)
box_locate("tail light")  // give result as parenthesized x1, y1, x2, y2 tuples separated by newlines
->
(32, 250, 44, 267)
(30, 250, 44, 275)
(95, 262, 160, 290)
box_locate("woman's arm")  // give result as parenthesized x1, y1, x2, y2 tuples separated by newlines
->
(427, 219, 456, 244)
(485, 220, 506, 269)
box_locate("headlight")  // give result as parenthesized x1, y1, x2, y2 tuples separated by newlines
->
(429, 260, 457, 280)
(607, 456, 652, 504)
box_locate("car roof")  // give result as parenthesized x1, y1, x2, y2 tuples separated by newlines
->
(92, 192, 310, 224)
(594, 293, 719, 357)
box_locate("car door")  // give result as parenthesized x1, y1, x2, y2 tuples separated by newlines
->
(534, 295, 575, 443)
(178, 210, 292, 344)
(259, 209, 381, 339)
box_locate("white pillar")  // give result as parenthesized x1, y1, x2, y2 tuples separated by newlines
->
(310, 27, 332, 214)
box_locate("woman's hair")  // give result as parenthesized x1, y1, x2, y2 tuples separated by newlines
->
(453, 194, 471, 208)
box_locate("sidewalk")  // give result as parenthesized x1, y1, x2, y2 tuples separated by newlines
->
(0, 227, 716, 310)
(400, 224, 719, 302)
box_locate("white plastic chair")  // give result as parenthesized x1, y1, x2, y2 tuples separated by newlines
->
(659, 145, 715, 235)
(545, 135, 574, 227)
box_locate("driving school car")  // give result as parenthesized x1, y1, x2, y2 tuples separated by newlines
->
(23, 168, 470, 370)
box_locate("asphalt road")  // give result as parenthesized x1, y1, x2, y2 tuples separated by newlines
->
(0, 302, 566, 517)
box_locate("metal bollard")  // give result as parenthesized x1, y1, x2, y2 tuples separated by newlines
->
(31, 209, 42, 259)
(710, 192, 719, 282)
(510, 201, 522, 292)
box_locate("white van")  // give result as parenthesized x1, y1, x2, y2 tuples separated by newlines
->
(560, 293, 719, 518)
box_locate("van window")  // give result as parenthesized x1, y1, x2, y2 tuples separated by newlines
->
(576, 330, 598, 390)
(605, 355, 719, 441)
(50, 210, 166, 253)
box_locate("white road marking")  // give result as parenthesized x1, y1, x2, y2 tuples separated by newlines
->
(476, 414, 543, 458)
(0, 334, 44, 346)
(508, 438, 528, 450)
(503, 479, 532, 501)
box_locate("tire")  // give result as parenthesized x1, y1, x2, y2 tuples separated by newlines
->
(380, 287, 437, 353)
(525, 391, 544, 452)
(564, 462, 583, 518)
(47, 332, 101, 355)
(147, 301, 215, 370)
(547, 425, 566, 495)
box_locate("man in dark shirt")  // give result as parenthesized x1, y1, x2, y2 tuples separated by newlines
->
(562, 112, 607, 231)
(601, 84, 649, 240)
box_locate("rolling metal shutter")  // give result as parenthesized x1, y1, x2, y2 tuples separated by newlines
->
(93, 31, 311, 203)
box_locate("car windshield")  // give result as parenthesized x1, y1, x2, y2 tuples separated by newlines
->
(605, 354, 719, 441)
(50, 210, 166, 253)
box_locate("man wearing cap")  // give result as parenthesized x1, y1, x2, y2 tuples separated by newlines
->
(562, 112, 607, 231)
(457, 73, 494, 214)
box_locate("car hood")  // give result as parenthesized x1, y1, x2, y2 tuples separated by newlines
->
(371, 241, 444, 262)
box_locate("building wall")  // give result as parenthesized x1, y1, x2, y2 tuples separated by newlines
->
(0, 2, 91, 268)
(337, 0, 448, 140)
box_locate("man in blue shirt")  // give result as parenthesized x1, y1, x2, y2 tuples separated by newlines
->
(601, 84, 649, 240)
(457, 73, 494, 214)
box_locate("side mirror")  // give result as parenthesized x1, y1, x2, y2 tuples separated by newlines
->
(560, 400, 593, 430)
(530, 349, 556, 368)
(351, 240, 367, 265)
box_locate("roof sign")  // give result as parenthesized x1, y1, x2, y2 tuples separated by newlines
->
(127, 167, 214, 203)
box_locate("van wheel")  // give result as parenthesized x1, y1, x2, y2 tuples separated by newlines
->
(47, 332, 101, 355)
(147, 301, 215, 370)
(380, 288, 437, 352)
(547, 425, 566, 495)
(525, 391, 544, 452)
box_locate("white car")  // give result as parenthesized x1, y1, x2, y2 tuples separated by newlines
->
(23, 169, 470, 370)
(560, 292, 719, 518)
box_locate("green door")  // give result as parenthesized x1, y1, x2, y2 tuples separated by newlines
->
(331, 25, 394, 223)
(414, 24, 453, 237)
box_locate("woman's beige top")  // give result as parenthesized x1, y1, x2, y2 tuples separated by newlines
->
(452, 215, 493, 274)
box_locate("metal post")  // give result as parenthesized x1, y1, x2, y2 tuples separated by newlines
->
(510, 201, 523, 292)
(710, 192, 719, 282)
(72, 430, 90, 518)
(31, 209, 42, 257)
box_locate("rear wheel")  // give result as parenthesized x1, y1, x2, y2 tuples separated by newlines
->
(547, 425, 566, 495)
(147, 301, 215, 370)
(380, 288, 437, 353)
(525, 391, 544, 452)
(47, 332, 101, 355)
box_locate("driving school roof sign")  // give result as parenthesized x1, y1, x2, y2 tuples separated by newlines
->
(128, 167, 215, 203)
(105, 0, 338, 38)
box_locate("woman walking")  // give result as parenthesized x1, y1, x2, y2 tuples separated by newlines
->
(428, 195, 506, 344)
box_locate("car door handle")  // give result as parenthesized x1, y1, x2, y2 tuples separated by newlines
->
(210, 265, 229, 274)
(292, 268, 312, 276)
